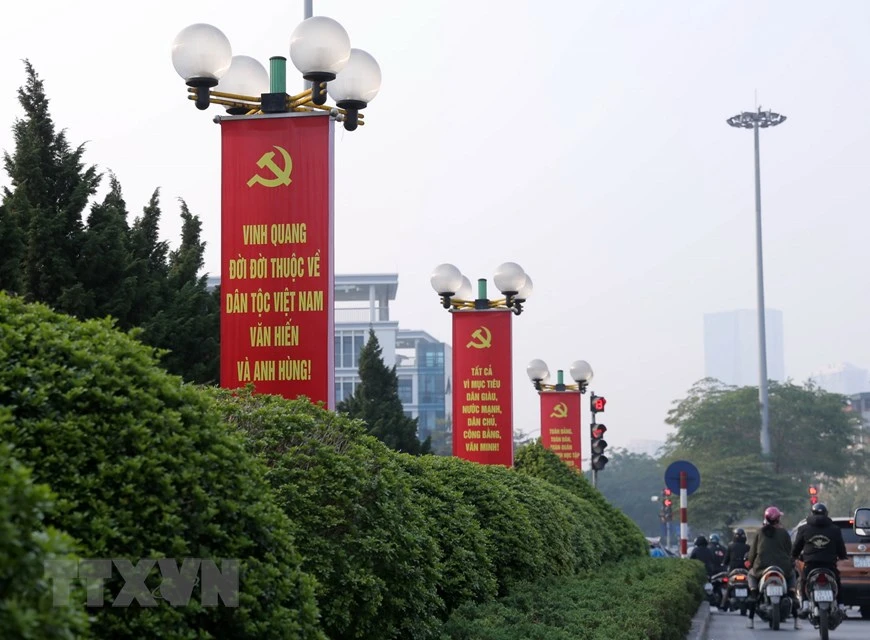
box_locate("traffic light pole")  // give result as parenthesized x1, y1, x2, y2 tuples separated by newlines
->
(591, 410, 598, 489)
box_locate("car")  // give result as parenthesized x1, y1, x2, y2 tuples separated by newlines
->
(791, 514, 870, 619)
(646, 537, 679, 558)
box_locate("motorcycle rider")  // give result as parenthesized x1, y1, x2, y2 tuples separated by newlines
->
(723, 528, 751, 571)
(791, 502, 848, 618)
(719, 528, 751, 610)
(745, 506, 798, 629)
(689, 535, 718, 576)
(709, 533, 727, 572)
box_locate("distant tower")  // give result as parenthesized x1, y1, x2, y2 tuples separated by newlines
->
(703, 309, 784, 386)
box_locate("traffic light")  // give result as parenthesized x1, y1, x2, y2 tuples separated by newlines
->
(590, 394, 607, 414)
(590, 424, 608, 471)
(809, 485, 818, 505)
(660, 488, 673, 521)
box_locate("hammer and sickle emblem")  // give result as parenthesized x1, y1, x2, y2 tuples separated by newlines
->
(466, 326, 492, 349)
(550, 402, 568, 419)
(247, 145, 293, 188)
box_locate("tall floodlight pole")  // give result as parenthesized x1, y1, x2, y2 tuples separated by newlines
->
(726, 107, 786, 458)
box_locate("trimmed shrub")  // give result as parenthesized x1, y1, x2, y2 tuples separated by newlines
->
(0, 293, 322, 639)
(441, 557, 706, 640)
(213, 389, 442, 640)
(0, 438, 88, 639)
(514, 442, 648, 560)
(396, 454, 499, 613)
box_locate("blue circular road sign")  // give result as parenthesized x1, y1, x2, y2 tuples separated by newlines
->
(664, 460, 701, 496)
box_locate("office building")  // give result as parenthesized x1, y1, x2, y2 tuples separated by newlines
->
(703, 309, 785, 386)
(333, 274, 451, 445)
(810, 363, 869, 396)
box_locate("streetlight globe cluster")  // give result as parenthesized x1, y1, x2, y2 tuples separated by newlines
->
(526, 358, 594, 392)
(171, 16, 381, 130)
(429, 262, 533, 314)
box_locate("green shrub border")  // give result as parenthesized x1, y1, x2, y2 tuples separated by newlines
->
(441, 557, 707, 640)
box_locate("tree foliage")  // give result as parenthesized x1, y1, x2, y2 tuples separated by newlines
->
(338, 329, 426, 453)
(591, 449, 666, 536)
(662, 378, 863, 530)
(0, 61, 219, 384)
(0, 294, 322, 639)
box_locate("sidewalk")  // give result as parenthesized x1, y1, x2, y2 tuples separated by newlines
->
(685, 601, 711, 640)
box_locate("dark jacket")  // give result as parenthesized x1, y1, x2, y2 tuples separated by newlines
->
(748, 524, 793, 579)
(710, 542, 727, 570)
(792, 515, 848, 565)
(724, 540, 751, 571)
(689, 545, 718, 576)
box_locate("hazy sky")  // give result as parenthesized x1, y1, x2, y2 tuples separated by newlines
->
(2, 1, 869, 456)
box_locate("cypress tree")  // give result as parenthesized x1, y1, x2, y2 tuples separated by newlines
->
(125, 188, 169, 329)
(0, 60, 99, 312)
(78, 173, 133, 322)
(338, 329, 424, 454)
(0, 203, 24, 293)
(147, 199, 219, 383)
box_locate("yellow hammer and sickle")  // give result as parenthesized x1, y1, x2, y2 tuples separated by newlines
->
(550, 402, 568, 419)
(247, 145, 293, 188)
(466, 326, 492, 349)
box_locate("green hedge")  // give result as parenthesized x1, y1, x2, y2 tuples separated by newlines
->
(0, 438, 88, 639)
(441, 557, 706, 640)
(214, 389, 443, 640)
(0, 293, 322, 639)
(514, 442, 648, 561)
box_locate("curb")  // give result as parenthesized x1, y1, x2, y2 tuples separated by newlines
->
(685, 601, 711, 640)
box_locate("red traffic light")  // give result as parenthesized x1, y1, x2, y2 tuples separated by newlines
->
(808, 486, 818, 496)
(663, 489, 672, 496)
(591, 396, 607, 412)
(810, 496, 818, 504)
(663, 498, 673, 507)
(591, 425, 607, 439)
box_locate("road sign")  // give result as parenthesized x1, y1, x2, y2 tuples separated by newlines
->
(664, 460, 701, 495)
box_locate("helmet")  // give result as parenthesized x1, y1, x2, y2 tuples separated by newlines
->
(710, 534, 720, 544)
(694, 535, 708, 547)
(763, 506, 782, 525)
(734, 528, 746, 541)
(811, 502, 828, 517)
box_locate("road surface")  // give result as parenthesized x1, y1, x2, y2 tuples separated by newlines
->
(705, 606, 868, 639)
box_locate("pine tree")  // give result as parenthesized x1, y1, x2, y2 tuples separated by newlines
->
(0, 60, 99, 312)
(77, 173, 133, 322)
(338, 329, 423, 454)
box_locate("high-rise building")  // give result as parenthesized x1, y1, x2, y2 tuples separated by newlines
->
(703, 309, 785, 387)
(332, 274, 452, 446)
(810, 363, 869, 396)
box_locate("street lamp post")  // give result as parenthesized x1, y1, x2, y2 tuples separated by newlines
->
(726, 106, 786, 459)
(526, 359, 593, 471)
(430, 263, 533, 466)
(171, 17, 381, 409)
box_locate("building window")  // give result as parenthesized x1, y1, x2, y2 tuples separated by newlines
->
(398, 378, 413, 404)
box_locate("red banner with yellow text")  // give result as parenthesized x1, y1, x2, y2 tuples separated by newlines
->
(539, 392, 581, 470)
(452, 310, 513, 466)
(220, 113, 334, 408)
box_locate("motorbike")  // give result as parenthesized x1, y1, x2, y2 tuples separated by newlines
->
(754, 565, 794, 630)
(709, 571, 728, 609)
(803, 567, 843, 640)
(722, 568, 750, 615)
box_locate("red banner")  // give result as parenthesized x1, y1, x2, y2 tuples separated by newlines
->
(539, 392, 581, 469)
(220, 113, 334, 408)
(452, 310, 513, 466)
